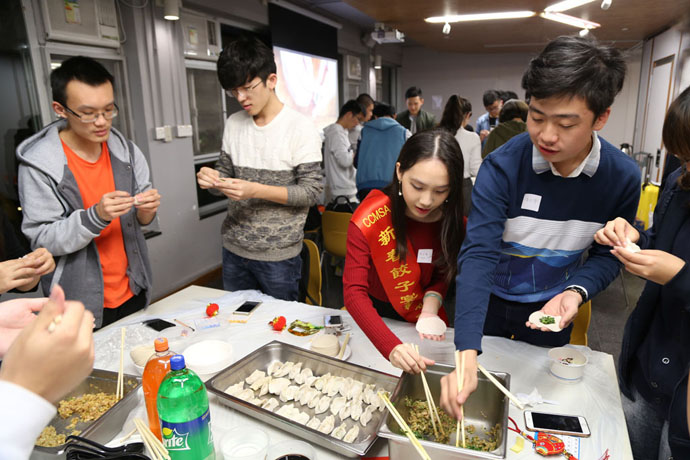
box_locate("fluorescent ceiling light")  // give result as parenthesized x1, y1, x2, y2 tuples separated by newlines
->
(541, 12, 600, 29)
(544, 0, 596, 13)
(425, 11, 536, 23)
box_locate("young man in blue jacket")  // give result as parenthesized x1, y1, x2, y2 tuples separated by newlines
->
(440, 36, 641, 415)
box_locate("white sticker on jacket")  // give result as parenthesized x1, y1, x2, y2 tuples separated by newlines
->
(521, 194, 542, 213)
(417, 249, 433, 264)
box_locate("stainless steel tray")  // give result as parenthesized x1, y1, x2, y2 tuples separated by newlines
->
(31, 369, 141, 459)
(206, 340, 400, 458)
(378, 362, 510, 459)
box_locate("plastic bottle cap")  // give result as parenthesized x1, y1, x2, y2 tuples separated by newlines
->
(170, 354, 186, 371)
(154, 337, 169, 352)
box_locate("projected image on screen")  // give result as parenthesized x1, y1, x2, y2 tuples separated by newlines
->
(274, 46, 338, 132)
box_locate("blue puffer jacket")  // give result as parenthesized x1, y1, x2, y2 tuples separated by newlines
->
(355, 117, 408, 191)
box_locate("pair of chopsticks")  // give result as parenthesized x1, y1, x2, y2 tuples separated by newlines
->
(337, 333, 351, 359)
(134, 418, 170, 460)
(116, 328, 125, 400)
(411, 344, 445, 439)
(454, 351, 466, 448)
(379, 391, 432, 460)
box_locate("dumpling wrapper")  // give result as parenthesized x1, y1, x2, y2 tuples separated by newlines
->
(528, 311, 563, 332)
(415, 316, 447, 336)
(343, 425, 360, 443)
(624, 238, 641, 253)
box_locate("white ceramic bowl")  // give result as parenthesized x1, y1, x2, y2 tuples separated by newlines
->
(266, 440, 316, 460)
(548, 347, 588, 381)
(220, 426, 269, 460)
(182, 340, 233, 381)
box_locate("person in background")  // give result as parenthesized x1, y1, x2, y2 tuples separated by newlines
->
(0, 285, 94, 460)
(396, 87, 436, 135)
(323, 100, 363, 203)
(344, 129, 465, 374)
(348, 93, 375, 154)
(499, 90, 519, 103)
(197, 37, 322, 301)
(595, 86, 690, 459)
(355, 103, 410, 201)
(17, 57, 158, 328)
(476, 90, 503, 144)
(438, 95, 482, 217)
(440, 36, 641, 417)
(482, 99, 529, 158)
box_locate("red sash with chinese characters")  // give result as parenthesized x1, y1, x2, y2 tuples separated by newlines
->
(353, 190, 424, 322)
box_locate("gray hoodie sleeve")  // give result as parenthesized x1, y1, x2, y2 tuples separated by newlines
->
(18, 163, 107, 257)
(131, 142, 153, 195)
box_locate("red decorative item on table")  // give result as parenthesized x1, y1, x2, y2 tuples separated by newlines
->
(535, 433, 565, 456)
(270, 316, 286, 331)
(206, 303, 219, 317)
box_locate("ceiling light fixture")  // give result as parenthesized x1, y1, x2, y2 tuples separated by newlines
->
(164, 0, 180, 20)
(442, 22, 451, 35)
(600, 0, 612, 10)
(425, 11, 536, 23)
(544, 0, 596, 13)
(541, 12, 600, 29)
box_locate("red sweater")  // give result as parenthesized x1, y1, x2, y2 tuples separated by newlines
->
(343, 217, 449, 359)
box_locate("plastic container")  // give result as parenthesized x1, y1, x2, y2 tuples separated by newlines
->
(183, 340, 233, 381)
(220, 426, 269, 460)
(143, 338, 175, 440)
(157, 355, 215, 459)
(548, 347, 588, 381)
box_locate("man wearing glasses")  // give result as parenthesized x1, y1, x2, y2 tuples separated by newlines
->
(197, 36, 322, 301)
(17, 56, 159, 328)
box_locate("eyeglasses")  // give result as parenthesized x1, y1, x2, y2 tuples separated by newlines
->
(62, 103, 119, 123)
(226, 80, 264, 99)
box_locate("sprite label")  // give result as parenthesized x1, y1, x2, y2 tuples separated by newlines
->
(161, 409, 214, 459)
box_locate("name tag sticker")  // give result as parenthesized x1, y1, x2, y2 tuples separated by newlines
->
(417, 249, 433, 264)
(521, 194, 542, 212)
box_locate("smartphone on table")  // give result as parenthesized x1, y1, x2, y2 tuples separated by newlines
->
(324, 314, 343, 328)
(524, 411, 591, 437)
(233, 300, 262, 316)
(143, 318, 176, 331)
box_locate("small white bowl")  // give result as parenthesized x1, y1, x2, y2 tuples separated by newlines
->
(266, 440, 316, 460)
(548, 347, 588, 381)
(183, 340, 233, 381)
(220, 426, 269, 460)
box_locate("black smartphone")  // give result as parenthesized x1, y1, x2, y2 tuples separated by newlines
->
(324, 315, 343, 327)
(143, 318, 176, 331)
(234, 300, 262, 315)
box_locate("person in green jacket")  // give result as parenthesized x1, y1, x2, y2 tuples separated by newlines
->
(396, 87, 436, 134)
(482, 99, 529, 158)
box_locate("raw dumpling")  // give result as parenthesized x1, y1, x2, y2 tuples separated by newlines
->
(261, 398, 280, 412)
(343, 425, 359, 443)
(326, 377, 344, 397)
(245, 370, 266, 385)
(250, 375, 271, 391)
(348, 381, 364, 401)
(279, 385, 300, 402)
(304, 375, 318, 387)
(225, 382, 244, 397)
(237, 388, 254, 402)
(267, 361, 283, 376)
(276, 403, 299, 419)
(275, 361, 294, 378)
(308, 390, 322, 409)
(362, 384, 376, 405)
(299, 387, 319, 407)
(249, 397, 263, 406)
(360, 405, 375, 427)
(350, 401, 363, 421)
(338, 400, 352, 420)
(315, 395, 332, 414)
(317, 414, 335, 434)
(288, 362, 303, 380)
(269, 377, 291, 395)
(339, 378, 354, 397)
(306, 416, 321, 430)
(314, 373, 331, 391)
(294, 367, 313, 385)
(258, 379, 270, 397)
(330, 396, 347, 416)
(331, 423, 348, 440)
(293, 411, 310, 425)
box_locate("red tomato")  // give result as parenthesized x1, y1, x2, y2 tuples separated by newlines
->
(206, 303, 219, 317)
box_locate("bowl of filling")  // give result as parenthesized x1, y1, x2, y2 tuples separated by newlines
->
(548, 347, 588, 381)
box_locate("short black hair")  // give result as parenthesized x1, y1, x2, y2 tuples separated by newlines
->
(50, 56, 114, 107)
(373, 102, 396, 118)
(499, 90, 519, 102)
(217, 36, 277, 90)
(339, 99, 363, 119)
(521, 35, 625, 118)
(356, 93, 374, 109)
(405, 86, 422, 99)
(499, 99, 529, 123)
(482, 90, 500, 107)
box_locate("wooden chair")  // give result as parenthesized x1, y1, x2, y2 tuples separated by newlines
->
(300, 239, 322, 306)
(569, 300, 592, 346)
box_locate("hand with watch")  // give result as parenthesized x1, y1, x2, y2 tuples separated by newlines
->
(525, 286, 587, 332)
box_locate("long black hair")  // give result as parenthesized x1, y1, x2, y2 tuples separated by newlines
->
(438, 95, 472, 135)
(382, 129, 465, 282)
(662, 85, 690, 191)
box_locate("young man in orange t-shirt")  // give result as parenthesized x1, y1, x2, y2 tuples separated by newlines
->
(17, 56, 160, 328)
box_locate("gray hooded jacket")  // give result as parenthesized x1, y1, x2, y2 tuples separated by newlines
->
(16, 120, 153, 327)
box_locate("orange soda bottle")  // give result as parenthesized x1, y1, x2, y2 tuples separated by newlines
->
(143, 337, 175, 440)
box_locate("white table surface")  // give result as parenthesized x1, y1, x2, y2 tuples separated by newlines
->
(95, 285, 633, 460)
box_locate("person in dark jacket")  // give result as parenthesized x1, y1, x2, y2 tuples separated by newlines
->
(482, 99, 528, 158)
(594, 85, 690, 459)
(396, 87, 436, 134)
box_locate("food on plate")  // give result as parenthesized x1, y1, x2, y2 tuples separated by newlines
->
(315, 395, 332, 414)
(275, 361, 295, 378)
(237, 388, 255, 402)
(276, 403, 299, 419)
(317, 414, 335, 434)
(269, 377, 291, 395)
(261, 397, 280, 412)
(294, 367, 314, 385)
(288, 362, 303, 380)
(267, 360, 283, 376)
(330, 396, 347, 416)
(314, 372, 331, 391)
(350, 400, 363, 421)
(344, 425, 360, 443)
(294, 411, 310, 425)
(306, 416, 321, 430)
(225, 382, 244, 397)
(279, 385, 300, 403)
(246, 370, 266, 386)
(360, 405, 374, 427)
(331, 422, 348, 440)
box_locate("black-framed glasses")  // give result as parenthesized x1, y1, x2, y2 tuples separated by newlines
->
(62, 103, 119, 123)
(226, 80, 264, 99)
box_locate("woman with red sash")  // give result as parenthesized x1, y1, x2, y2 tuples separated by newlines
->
(343, 129, 465, 374)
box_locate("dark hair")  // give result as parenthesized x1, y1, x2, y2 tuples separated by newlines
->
(521, 35, 625, 118)
(499, 90, 519, 102)
(405, 86, 423, 99)
(482, 90, 500, 107)
(382, 129, 465, 282)
(662, 85, 690, 190)
(373, 102, 396, 118)
(499, 99, 529, 123)
(438, 95, 472, 135)
(339, 99, 363, 119)
(356, 93, 375, 109)
(217, 36, 276, 90)
(50, 56, 114, 107)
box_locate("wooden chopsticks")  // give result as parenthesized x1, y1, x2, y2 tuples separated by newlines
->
(116, 327, 125, 400)
(454, 350, 466, 448)
(134, 418, 170, 460)
(337, 333, 351, 359)
(379, 392, 432, 460)
(412, 344, 444, 438)
(477, 363, 525, 410)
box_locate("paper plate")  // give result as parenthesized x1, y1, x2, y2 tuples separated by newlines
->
(528, 311, 562, 332)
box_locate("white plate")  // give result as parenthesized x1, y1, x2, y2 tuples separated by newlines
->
(309, 343, 351, 361)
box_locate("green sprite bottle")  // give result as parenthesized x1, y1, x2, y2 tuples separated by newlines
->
(157, 355, 215, 459)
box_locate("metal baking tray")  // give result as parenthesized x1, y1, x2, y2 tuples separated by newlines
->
(31, 369, 141, 460)
(378, 362, 510, 459)
(206, 340, 400, 458)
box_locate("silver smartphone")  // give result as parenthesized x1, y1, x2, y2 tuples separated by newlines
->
(233, 300, 262, 316)
(524, 411, 591, 437)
